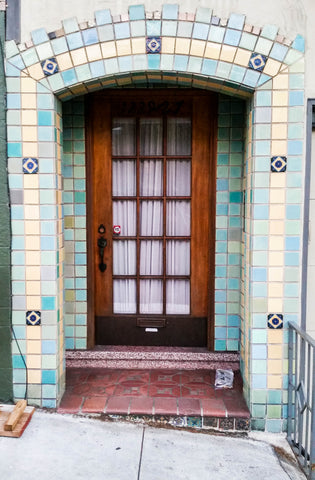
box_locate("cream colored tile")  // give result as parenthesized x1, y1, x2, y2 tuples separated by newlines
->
(131, 37, 145, 54)
(264, 58, 281, 76)
(234, 48, 251, 67)
(268, 282, 283, 297)
(272, 123, 287, 139)
(267, 375, 282, 389)
(268, 298, 283, 312)
(269, 236, 284, 250)
(269, 204, 285, 219)
(273, 73, 289, 90)
(27, 368, 41, 383)
(272, 91, 288, 107)
(269, 267, 283, 282)
(268, 344, 283, 359)
(175, 38, 191, 55)
(190, 40, 205, 57)
(21, 93, 37, 109)
(162, 37, 175, 54)
(26, 266, 40, 280)
(25, 236, 40, 250)
(26, 355, 41, 369)
(25, 221, 40, 235)
(27, 325, 41, 340)
(268, 329, 283, 344)
(26, 251, 40, 266)
(269, 251, 284, 266)
(27, 63, 45, 81)
(271, 140, 287, 156)
(26, 295, 41, 310)
(272, 107, 288, 123)
(204, 42, 221, 60)
(56, 52, 73, 70)
(101, 41, 117, 58)
(21, 77, 37, 93)
(270, 189, 285, 204)
(26, 280, 41, 296)
(22, 110, 37, 126)
(220, 45, 236, 62)
(24, 189, 39, 205)
(23, 175, 39, 189)
(116, 39, 132, 56)
(22, 126, 37, 142)
(270, 173, 286, 188)
(86, 44, 102, 62)
(24, 205, 40, 220)
(268, 359, 282, 374)
(71, 48, 88, 66)
(23, 142, 38, 157)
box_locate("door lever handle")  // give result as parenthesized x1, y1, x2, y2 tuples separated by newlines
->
(97, 237, 107, 272)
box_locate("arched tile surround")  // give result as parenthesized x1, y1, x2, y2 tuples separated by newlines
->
(5, 4, 305, 431)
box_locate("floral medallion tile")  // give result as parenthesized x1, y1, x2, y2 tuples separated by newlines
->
(146, 37, 161, 53)
(267, 313, 284, 329)
(26, 310, 41, 325)
(41, 57, 59, 75)
(23, 157, 38, 174)
(248, 52, 267, 71)
(271, 156, 287, 172)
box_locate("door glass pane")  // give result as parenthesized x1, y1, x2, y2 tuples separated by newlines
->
(140, 240, 163, 275)
(113, 279, 136, 313)
(167, 118, 191, 155)
(166, 280, 190, 314)
(166, 201, 190, 236)
(140, 118, 163, 155)
(140, 280, 163, 313)
(112, 118, 136, 156)
(113, 160, 136, 196)
(113, 201, 136, 236)
(113, 241, 136, 275)
(140, 201, 163, 236)
(167, 160, 191, 196)
(140, 159, 163, 196)
(166, 241, 190, 275)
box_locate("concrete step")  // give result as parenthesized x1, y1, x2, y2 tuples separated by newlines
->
(66, 346, 240, 371)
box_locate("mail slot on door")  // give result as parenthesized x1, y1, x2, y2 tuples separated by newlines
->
(136, 318, 166, 328)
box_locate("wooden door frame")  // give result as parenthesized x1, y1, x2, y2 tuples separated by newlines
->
(85, 89, 217, 350)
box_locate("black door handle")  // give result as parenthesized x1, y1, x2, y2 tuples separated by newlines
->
(97, 237, 107, 272)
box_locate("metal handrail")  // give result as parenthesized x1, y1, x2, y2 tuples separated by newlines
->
(287, 321, 315, 479)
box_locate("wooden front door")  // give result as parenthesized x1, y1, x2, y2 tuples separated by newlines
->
(87, 90, 217, 348)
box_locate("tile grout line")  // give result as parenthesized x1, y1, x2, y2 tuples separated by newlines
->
(137, 426, 146, 480)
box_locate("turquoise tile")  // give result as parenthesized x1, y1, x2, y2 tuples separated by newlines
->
(261, 24, 278, 40)
(289, 91, 303, 106)
(98, 24, 114, 42)
(61, 68, 78, 86)
(174, 54, 188, 71)
(208, 25, 225, 43)
(147, 20, 161, 36)
(114, 22, 130, 39)
(104, 58, 119, 74)
(147, 54, 160, 70)
(292, 34, 305, 53)
(192, 22, 209, 40)
(31, 28, 49, 45)
(187, 56, 202, 73)
(82, 28, 99, 45)
(177, 21, 193, 37)
(90, 60, 105, 78)
(202, 58, 217, 76)
(195, 7, 212, 23)
(95, 9, 112, 25)
(129, 5, 145, 20)
(130, 20, 146, 37)
(228, 13, 245, 30)
(162, 4, 178, 20)
(62, 17, 79, 34)
(7, 142, 22, 156)
(224, 29, 241, 46)
(243, 69, 260, 87)
(215, 340, 226, 351)
(162, 20, 177, 36)
(21, 48, 39, 67)
(118, 56, 133, 72)
(66, 32, 83, 50)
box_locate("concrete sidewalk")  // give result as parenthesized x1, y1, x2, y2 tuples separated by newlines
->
(0, 411, 305, 480)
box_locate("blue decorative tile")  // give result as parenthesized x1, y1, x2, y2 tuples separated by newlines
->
(146, 37, 161, 53)
(41, 58, 59, 76)
(187, 417, 202, 428)
(271, 156, 287, 172)
(248, 53, 267, 71)
(23, 157, 39, 174)
(26, 310, 41, 325)
(268, 314, 283, 329)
